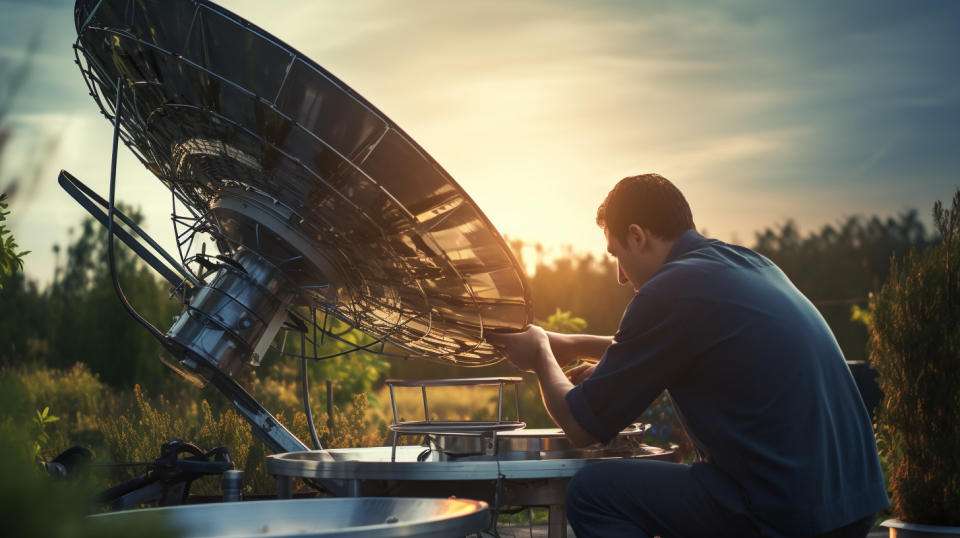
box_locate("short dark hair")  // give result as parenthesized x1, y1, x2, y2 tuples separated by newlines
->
(596, 173, 695, 245)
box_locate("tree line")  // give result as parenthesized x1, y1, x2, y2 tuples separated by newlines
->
(0, 207, 929, 392)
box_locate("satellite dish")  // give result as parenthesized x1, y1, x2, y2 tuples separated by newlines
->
(64, 0, 532, 455)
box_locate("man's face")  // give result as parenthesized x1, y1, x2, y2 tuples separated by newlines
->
(605, 226, 662, 292)
(606, 228, 641, 291)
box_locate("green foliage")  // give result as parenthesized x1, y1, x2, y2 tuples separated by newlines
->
(33, 406, 60, 464)
(44, 213, 183, 390)
(0, 377, 178, 538)
(98, 384, 265, 494)
(7, 362, 111, 453)
(869, 190, 960, 525)
(0, 210, 185, 393)
(537, 308, 588, 334)
(0, 271, 48, 365)
(96, 385, 383, 495)
(850, 304, 872, 328)
(1, 364, 385, 497)
(0, 192, 29, 289)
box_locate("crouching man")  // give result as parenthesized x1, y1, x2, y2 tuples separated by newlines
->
(488, 174, 888, 537)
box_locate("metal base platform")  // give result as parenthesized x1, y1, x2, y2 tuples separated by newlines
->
(90, 497, 490, 538)
(267, 444, 676, 538)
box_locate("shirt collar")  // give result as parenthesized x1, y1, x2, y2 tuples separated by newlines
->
(665, 229, 707, 263)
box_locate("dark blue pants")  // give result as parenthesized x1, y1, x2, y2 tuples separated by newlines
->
(565, 459, 875, 538)
(565, 459, 762, 537)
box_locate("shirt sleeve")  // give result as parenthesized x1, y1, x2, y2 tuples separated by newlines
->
(565, 290, 700, 444)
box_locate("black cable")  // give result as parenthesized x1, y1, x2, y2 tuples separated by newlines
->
(105, 78, 166, 344)
(58, 171, 193, 289)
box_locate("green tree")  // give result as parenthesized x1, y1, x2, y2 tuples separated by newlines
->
(43, 211, 182, 391)
(0, 192, 28, 289)
(0, 37, 41, 290)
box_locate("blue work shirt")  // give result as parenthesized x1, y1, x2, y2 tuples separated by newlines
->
(566, 230, 889, 536)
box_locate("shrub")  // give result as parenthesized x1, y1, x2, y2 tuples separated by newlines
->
(0, 377, 176, 537)
(0, 192, 29, 290)
(97, 385, 384, 495)
(2, 363, 387, 497)
(9, 363, 110, 452)
(869, 190, 960, 525)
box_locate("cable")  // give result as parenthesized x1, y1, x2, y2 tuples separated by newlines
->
(300, 329, 323, 450)
(105, 77, 166, 344)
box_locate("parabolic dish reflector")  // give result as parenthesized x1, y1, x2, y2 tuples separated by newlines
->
(74, 0, 532, 365)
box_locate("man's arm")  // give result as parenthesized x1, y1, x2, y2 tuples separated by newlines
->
(531, 350, 599, 447)
(487, 327, 600, 447)
(545, 332, 614, 367)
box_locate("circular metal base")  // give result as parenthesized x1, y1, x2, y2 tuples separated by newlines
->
(90, 497, 490, 538)
(268, 443, 675, 482)
(267, 443, 676, 538)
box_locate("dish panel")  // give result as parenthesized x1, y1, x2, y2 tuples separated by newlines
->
(74, 0, 532, 365)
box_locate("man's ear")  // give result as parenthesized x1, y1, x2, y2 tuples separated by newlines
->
(626, 223, 647, 251)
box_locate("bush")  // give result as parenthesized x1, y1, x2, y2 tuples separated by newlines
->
(0, 376, 176, 537)
(869, 190, 960, 525)
(0, 192, 29, 290)
(1, 363, 386, 497)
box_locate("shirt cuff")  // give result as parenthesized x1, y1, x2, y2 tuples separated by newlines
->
(565, 384, 614, 444)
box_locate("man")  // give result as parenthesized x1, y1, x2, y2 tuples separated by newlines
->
(488, 174, 888, 537)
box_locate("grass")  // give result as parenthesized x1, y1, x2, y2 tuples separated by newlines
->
(2, 363, 387, 496)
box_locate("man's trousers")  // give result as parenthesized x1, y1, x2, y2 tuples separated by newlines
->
(564, 459, 875, 538)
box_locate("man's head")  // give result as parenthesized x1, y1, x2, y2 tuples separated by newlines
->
(596, 174, 695, 290)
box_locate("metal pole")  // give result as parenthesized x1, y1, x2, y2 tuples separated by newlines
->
(548, 504, 567, 538)
(514, 383, 521, 422)
(497, 382, 504, 423)
(421, 385, 429, 423)
(389, 384, 399, 425)
(276, 476, 292, 499)
(326, 379, 334, 433)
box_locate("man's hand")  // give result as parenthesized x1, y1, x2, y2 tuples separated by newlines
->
(486, 325, 552, 372)
(565, 362, 596, 385)
(487, 325, 599, 448)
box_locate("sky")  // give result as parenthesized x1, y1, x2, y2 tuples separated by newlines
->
(1, 0, 958, 286)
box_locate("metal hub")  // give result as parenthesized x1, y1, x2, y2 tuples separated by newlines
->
(210, 187, 349, 303)
(167, 248, 295, 380)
